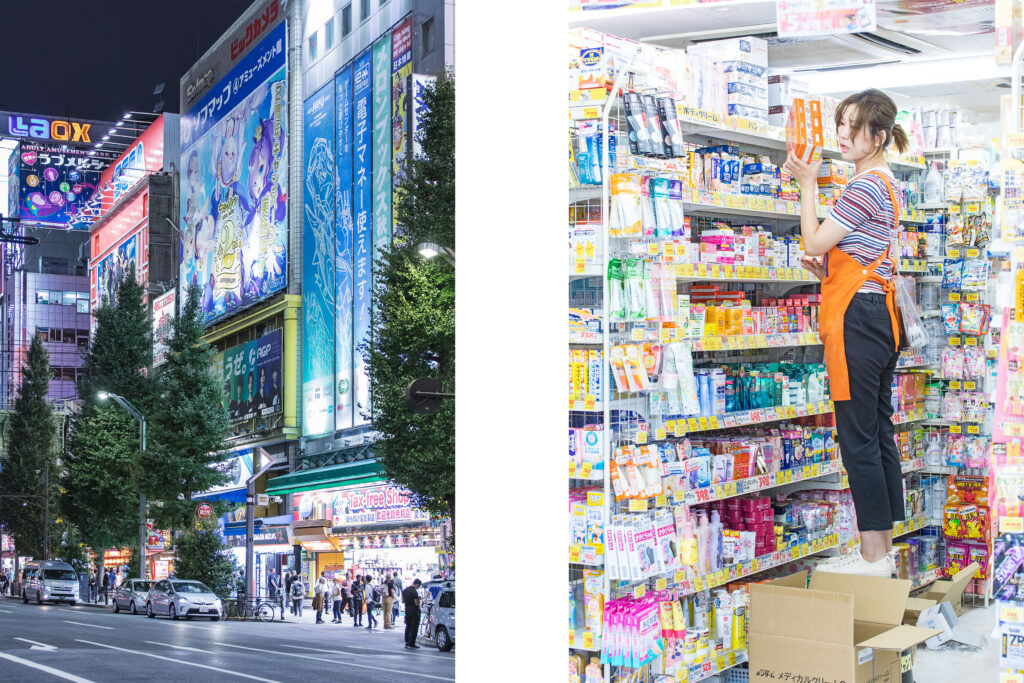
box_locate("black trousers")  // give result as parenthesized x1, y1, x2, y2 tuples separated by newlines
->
(405, 609, 421, 646)
(833, 293, 905, 532)
(352, 597, 363, 625)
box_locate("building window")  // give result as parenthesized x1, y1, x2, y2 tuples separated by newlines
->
(380, 0, 389, 6)
(36, 291, 51, 304)
(342, 4, 352, 36)
(48, 329, 61, 343)
(360, 0, 370, 22)
(77, 335, 89, 351)
(325, 18, 335, 50)
(77, 299, 89, 314)
(63, 329, 76, 343)
(308, 31, 318, 61)
(35, 328, 48, 341)
(422, 17, 435, 58)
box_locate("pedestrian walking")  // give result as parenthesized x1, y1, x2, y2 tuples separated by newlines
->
(290, 575, 304, 617)
(284, 570, 294, 611)
(313, 576, 327, 624)
(393, 570, 403, 623)
(340, 576, 352, 619)
(364, 575, 379, 630)
(102, 569, 114, 605)
(350, 574, 364, 627)
(383, 572, 396, 630)
(331, 578, 343, 623)
(402, 579, 422, 649)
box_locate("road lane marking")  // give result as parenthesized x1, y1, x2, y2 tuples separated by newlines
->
(0, 608, 12, 613)
(280, 642, 454, 660)
(62, 620, 113, 630)
(216, 642, 456, 681)
(152, 619, 217, 631)
(146, 641, 221, 654)
(13, 637, 57, 650)
(74, 640, 276, 682)
(0, 652, 93, 682)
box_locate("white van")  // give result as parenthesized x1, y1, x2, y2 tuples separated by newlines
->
(21, 560, 80, 605)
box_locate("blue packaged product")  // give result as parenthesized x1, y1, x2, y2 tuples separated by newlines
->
(720, 61, 767, 77)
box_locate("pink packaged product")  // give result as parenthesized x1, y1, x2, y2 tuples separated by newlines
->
(963, 346, 986, 378)
(941, 347, 963, 379)
(965, 437, 989, 468)
(945, 434, 966, 467)
(941, 392, 963, 422)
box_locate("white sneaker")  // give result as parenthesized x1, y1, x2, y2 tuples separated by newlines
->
(816, 551, 892, 578)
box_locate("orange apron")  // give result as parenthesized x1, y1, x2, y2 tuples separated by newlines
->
(819, 170, 901, 401)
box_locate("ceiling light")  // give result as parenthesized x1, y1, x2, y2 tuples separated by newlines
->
(123, 112, 132, 119)
(96, 143, 103, 149)
(102, 135, 110, 141)
(116, 121, 124, 127)
(107, 129, 116, 135)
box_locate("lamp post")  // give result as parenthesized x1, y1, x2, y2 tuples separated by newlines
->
(416, 242, 455, 267)
(97, 392, 147, 581)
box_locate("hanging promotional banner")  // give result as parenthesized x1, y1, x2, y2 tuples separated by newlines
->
(303, 82, 337, 437)
(197, 450, 254, 496)
(335, 66, 355, 430)
(152, 289, 176, 366)
(94, 115, 166, 217)
(94, 233, 138, 305)
(6, 141, 18, 219)
(18, 143, 107, 228)
(411, 74, 437, 160)
(776, 0, 876, 37)
(995, 309, 1024, 441)
(1002, 134, 1024, 242)
(372, 33, 392, 268)
(179, 21, 288, 325)
(353, 51, 373, 426)
(391, 17, 413, 232)
(214, 329, 283, 423)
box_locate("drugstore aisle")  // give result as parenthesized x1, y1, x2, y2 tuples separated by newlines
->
(915, 603, 998, 682)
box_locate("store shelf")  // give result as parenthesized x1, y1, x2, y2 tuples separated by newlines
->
(568, 629, 602, 653)
(569, 264, 604, 279)
(900, 258, 928, 273)
(789, 457, 925, 492)
(682, 649, 749, 683)
(916, 202, 950, 211)
(569, 543, 604, 567)
(569, 186, 601, 203)
(690, 331, 821, 352)
(674, 262, 817, 285)
(895, 353, 930, 369)
(568, 329, 603, 344)
(892, 408, 934, 425)
(642, 401, 834, 439)
(911, 567, 946, 590)
(678, 459, 841, 506)
(568, 461, 604, 481)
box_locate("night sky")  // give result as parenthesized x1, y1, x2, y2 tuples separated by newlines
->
(0, 0, 255, 124)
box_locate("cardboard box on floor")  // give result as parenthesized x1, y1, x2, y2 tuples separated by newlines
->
(749, 571, 942, 683)
(920, 562, 979, 617)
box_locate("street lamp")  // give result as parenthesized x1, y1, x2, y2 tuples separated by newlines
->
(97, 391, 147, 582)
(417, 242, 455, 267)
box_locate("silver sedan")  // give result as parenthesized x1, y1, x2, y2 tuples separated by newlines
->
(112, 579, 153, 615)
(146, 579, 223, 620)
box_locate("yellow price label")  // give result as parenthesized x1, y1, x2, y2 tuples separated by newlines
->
(569, 629, 575, 646)
(676, 670, 689, 683)
(688, 417, 700, 431)
(999, 673, 1024, 683)
(751, 559, 759, 572)
(802, 466, 811, 479)
(569, 462, 577, 478)
(728, 652, 737, 667)
(717, 655, 727, 671)
(634, 584, 646, 599)
(726, 482, 738, 497)
(968, 425, 980, 434)
(967, 248, 980, 258)
(950, 381, 962, 390)
(697, 264, 708, 278)
(949, 248, 961, 257)
(950, 425, 962, 434)
(966, 292, 979, 302)
(580, 462, 593, 478)
(965, 381, 977, 390)
(569, 396, 577, 410)
(949, 292, 961, 302)
(655, 427, 667, 441)
(681, 263, 695, 277)
(698, 417, 709, 431)
(574, 258, 586, 274)
(631, 327, 644, 341)
(811, 463, 820, 476)
(664, 242, 675, 257)
(800, 543, 810, 556)
(636, 431, 648, 444)
(655, 493, 667, 507)
(1002, 516, 1024, 534)
(710, 264, 721, 278)
(660, 327, 672, 343)
(674, 569, 688, 585)
(629, 498, 649, 512)
(693, 577, 704, 592)
(584, 394, 596, 411)
(569, 545, 582, 563)
(582, 631, 595, 649)
(656, 578, 668, 591)
(705, 416, 718, 430)
(949, 336, 961, 346)
(724, 265, 734, 278)
(648, 242, 660, 256)
(965, 337, 978, 346)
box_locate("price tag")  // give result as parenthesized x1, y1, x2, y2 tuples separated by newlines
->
(582, 630, 596, 650)
(1000, 673, 1024, 683)
(581, 462, 593, 478)
(948, 292, 961, 302)
(717, 655, 727, 672)
(1001, 516, 1024, 534)
(648, 242, 660, 256)
(697, 264, 708, 278)
(714, 485, 724, 500)
(569, 630, 575, 646)
(634, 584, 646, 599)
(800, 543, 810, 556)
(950, 381, 962, 390)
(660, 327, 672, 343)
(584, 394, 596, 411)
(681, 263, 695, 277)
(664, 242, 675, 257)
(629, 498, 648, 512)
(965, 381, 977, 390)
(636, 430, 648, 444)
(710, 264, 721, 278)
(728, 651, 737, 667)
(755, 334, 768, 348)
(693, 577, 704, 592)
(655, 493, 667, 507)
(654, 427, 667, 441)
(656, 578, 668, 591)
(965, 337, 978, 346)
(712, 192, 723, 206)
(569, 545, 582, 563)
(569, 396, 577, 410)
(968, 425, 980, 434)
(569, 462, 577, 478)
(574, 258, 586, 274)
(966, 292, 979, 302)
(967, 248, 980, 258)
(674, 422, 686, 437)
(811, 463, 820, 477)
(949, 248, 960, 258)
(716, 570, 727, 585)
(631, 327, 644, 341)
(806, 403, 815, 416)
(674, 569, 688, 585)
(950, 425, 962, 434)
(726, 482, 738, 497)
(724, 265, 734, 279)
(688, 418, 700, 431)
(802, 465, 812, 479)
(675, 669, 688, 683)
(698, 417, 710, 431)
(1001, 604, 1024, 622)
(949, 336, 961, 346)
(775, 406, 786, 419)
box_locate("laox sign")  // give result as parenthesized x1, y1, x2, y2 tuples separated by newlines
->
(7, 116, 91, 143)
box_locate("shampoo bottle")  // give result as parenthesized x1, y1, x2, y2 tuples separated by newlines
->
(709, 510, 724, 572)
(696, 511, 710, 574)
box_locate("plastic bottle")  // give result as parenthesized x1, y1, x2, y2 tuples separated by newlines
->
(709, 510, 724, 572)
(924, 162, 943, 205)
(696, 511, 711, 574)
(680, 517, 699, 567)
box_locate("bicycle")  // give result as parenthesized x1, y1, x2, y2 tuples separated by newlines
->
(234, 595, 277, 622)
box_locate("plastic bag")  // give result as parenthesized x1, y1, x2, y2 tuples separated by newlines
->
(895, 275, 928, 349)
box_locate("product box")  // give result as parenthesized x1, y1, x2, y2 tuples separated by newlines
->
(787, 98, 823, 164)
(920, 562, 980, 617)
(749, 571, 940, 683)
(700, 36, 768, 68)
(817, 161, 850, 187)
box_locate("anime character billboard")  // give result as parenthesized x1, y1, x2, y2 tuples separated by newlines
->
(179, 22, 288, 325)
(94, 233, 138, 305)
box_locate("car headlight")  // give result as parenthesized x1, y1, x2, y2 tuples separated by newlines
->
(178, 597, 190, 606)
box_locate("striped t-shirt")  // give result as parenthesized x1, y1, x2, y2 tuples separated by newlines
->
(829, 168, 899, 294)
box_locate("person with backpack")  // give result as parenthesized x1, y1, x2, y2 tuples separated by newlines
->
(290, 575, 304, 617)
(364, 575, 379, 631)
(350, 574, 364, 627)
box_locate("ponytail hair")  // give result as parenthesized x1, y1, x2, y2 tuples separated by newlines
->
(890, 124, 909, 155)
(835, 89, 907, 156)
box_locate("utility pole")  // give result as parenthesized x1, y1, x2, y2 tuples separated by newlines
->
(42, 460, 49, 561)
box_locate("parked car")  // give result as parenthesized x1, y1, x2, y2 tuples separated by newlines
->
(145, 579, 222, 620)
(113, 579, 153, 615)
(21, 561, 80, 605)
(422, 579, 454, 652)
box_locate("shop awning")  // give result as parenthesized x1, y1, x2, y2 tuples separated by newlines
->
(193, 487, 247, 503)
(264, 460, 384, 496)
(291, 520, 343, 552)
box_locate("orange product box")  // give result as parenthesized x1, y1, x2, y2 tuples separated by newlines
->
(817, 161, 850, 187)
(787, 98, 823, 164)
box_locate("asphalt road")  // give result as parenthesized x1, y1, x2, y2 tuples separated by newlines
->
(0, 598, 454, 682)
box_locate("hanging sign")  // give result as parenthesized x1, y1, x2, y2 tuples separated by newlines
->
(776, 0, 876, 37)
(994, 310, 1024, 440)
(195, 503, 214, 521)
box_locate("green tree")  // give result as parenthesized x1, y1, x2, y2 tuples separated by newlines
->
(144, 284, 231, 531)
(0, 336, 56, 560)
(172, 518, 238, 599)
(62, 264, 156, 560)
(366, 72, 454, 523)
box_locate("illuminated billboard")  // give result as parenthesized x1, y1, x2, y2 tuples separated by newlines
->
(18, 143, 108, 228)
(179, 21, 288, 325)
(213, 329, 283, 423)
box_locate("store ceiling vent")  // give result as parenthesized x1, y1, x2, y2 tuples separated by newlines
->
(767, 28, 937, 71)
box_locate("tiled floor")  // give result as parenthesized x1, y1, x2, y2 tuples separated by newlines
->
(913, 599, 1000, 682)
